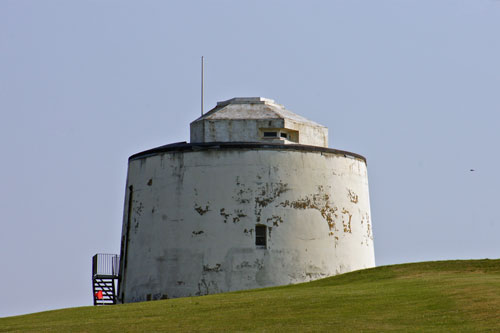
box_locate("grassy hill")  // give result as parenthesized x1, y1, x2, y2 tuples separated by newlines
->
(1, 259, 499, 332)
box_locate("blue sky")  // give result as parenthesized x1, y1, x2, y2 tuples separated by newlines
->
(1, 0, 499, 317)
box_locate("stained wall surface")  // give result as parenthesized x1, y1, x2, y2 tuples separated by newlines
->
(118, 145, 375, 302)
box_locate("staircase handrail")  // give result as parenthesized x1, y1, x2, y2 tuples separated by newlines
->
(92, 253, 120, 278)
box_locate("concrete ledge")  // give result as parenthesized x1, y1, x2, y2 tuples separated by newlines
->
(129, 142, 367, 164)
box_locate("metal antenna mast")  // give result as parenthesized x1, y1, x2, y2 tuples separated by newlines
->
(201, 56, 204, 116)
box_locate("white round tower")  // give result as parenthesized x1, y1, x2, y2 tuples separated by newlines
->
(118, 97, 375, 302)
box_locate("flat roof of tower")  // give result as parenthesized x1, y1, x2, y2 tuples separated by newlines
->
(215, 97, 277, 107)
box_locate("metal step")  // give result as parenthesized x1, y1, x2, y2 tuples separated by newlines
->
(92, 277, 117, 305)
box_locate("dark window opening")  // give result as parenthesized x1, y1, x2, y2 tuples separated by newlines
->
(280, 132, 288, 138)
(255, 225, 267, 247)
(263, 131, 278, 137)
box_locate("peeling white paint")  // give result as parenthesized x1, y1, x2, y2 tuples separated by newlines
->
(119, 148, 375, 303)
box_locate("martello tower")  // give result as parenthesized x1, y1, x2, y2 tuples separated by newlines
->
(117, 97, 375, 303)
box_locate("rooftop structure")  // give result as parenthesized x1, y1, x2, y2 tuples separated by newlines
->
(190, 97, 328, 147)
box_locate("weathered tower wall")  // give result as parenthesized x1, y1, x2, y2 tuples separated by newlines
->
(118, 143, 374, 303)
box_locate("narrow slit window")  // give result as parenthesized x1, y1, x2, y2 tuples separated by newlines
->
(255, 225, 267, 247)
(263, 131, 277, 138)
(280, 132, 288, 139)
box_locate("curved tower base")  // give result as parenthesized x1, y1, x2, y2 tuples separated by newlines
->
(118, 142, 375, 303)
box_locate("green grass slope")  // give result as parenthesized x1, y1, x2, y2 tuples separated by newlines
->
(1, 259, 500, 332)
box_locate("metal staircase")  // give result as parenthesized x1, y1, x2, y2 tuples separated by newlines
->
(92, 253, 119, 305)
